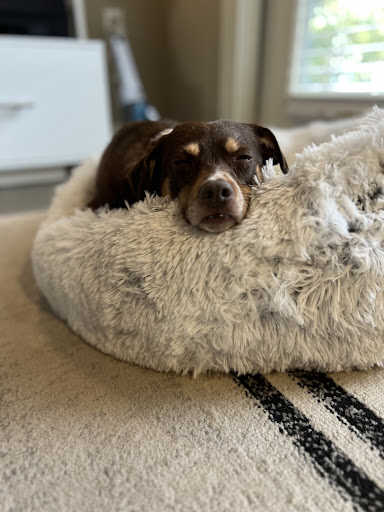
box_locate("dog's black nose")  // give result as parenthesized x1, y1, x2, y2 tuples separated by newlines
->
(198, 180, 233, 206)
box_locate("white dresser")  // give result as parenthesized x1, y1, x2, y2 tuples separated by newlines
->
(0, 36, 112, 174)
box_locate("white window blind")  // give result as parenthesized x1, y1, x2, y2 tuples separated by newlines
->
(290, 0, 384, 98)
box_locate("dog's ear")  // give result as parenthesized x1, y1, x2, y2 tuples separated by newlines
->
(251, 125, 288, 175)
(128, 139, 164, 203)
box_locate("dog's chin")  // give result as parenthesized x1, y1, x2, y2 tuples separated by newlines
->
(198, 214, 237, 233)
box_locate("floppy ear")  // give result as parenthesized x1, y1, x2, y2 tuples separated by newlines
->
(252, 126, 289, 174)
(128, 139, 164, 203)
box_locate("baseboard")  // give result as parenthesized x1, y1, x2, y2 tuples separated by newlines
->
(0, 168, 68, 189)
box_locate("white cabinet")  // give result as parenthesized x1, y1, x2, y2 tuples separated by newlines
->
(0, 36, 112, 171)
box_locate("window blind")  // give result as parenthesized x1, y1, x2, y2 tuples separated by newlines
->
(289, 0, 384, 97)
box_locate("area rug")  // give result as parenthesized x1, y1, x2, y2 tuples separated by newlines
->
(1, 211, 384, 511)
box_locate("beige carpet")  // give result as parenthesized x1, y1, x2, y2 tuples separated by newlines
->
(1, 211, 384, 512)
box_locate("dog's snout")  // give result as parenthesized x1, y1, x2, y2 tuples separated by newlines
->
(198, 179, 233, 206)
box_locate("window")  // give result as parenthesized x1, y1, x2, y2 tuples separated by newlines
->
(290, 0, 384, 98)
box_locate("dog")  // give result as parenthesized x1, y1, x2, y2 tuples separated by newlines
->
(88, 119, 288, 233)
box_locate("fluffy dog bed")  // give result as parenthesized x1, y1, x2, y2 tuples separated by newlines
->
(32, 108, 384, 375)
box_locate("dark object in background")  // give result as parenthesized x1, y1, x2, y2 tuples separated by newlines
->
(0, 0, 68, 36)
(108, 34, 160, 122)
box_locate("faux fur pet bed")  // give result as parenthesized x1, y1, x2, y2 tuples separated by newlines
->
(32, 107, 384, 375)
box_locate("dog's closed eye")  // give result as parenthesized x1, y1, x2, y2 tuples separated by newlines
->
(235, 155, 253, 161)
(174, 159, 190, 166)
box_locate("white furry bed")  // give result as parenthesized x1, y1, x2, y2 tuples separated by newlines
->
(32, 108, 384, 375)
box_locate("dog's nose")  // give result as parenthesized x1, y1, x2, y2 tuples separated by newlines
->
(198, 180, 233, 206)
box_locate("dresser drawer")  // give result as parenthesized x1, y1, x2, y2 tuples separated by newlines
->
(0, 36, 112, 171)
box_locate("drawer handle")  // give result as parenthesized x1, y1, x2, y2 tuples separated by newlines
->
(0, 101, 35, 110)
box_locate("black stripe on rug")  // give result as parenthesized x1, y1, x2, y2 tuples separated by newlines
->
(234, 373, 384, 512)
(291, 372, 384, 457)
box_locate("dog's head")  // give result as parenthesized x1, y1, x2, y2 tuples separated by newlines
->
(134, 120, 288, 233)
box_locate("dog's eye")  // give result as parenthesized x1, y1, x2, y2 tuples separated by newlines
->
(236, 155, 252, 161)
(174, 159, 190, 166)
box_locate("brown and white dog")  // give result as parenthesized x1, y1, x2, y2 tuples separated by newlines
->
(88, 119, 288, 233)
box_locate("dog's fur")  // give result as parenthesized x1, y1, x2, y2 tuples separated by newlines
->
(88, 120, 288, 232)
